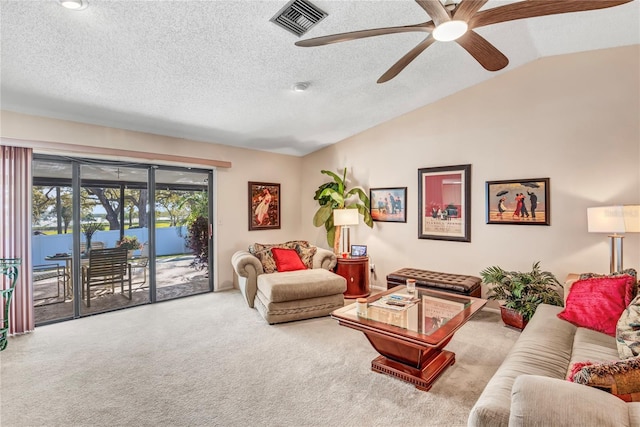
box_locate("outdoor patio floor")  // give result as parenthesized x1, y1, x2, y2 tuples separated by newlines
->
(33, 255, 209, 324)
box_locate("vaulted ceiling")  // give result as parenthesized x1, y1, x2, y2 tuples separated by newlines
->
(1, 0, 638, 156)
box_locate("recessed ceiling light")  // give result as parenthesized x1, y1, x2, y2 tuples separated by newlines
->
(59, 0, 88, 11)
(432, 20, 468, 42)
(293, 82, 310, 92)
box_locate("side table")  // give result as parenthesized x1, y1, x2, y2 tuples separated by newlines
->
(335, 256, 369, 298)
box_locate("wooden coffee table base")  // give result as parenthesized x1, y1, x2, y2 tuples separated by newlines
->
(364, 332, 456, 391)
(371, 350, 455, 391)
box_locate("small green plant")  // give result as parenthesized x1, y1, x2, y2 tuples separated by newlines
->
(480, 261, 563, 321)
(117, 235, 142, 251)
(313, 168, 373, 252)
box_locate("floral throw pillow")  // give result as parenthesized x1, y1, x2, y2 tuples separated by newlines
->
(617, 294, 640, 359)
(254, 249, 277, 274)
(295, 244, 317, 269)
(569, 357, 640, 402)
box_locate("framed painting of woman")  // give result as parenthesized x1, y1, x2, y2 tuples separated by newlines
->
(248, 182, 281, 230)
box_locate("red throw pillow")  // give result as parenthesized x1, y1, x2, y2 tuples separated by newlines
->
(557, 275, 635, 336)
(271, 248, 307, 272)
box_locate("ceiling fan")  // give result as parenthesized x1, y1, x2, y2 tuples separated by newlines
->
(295, 0, 633, 83)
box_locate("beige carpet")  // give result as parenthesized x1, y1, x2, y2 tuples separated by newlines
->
(0, 290, 520, 426)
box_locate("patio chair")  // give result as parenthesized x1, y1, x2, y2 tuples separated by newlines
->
(130, 243, 149, 286)
(81, 247, 131, 307)
(80, 241, 105, 253)
(33, 264, 66, 302)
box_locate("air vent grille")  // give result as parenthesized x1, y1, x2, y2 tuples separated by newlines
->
(270, 0, 327, 37)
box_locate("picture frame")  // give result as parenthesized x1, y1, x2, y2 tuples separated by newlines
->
(350, 244, 367, 258)
(485, 178, 550, 226)
(370, 187, 407, 223)
(248, 182, 281, 230)
(418, 164, 471, 242)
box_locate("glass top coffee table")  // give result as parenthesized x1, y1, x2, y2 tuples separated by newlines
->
(331, 285, 486, 391)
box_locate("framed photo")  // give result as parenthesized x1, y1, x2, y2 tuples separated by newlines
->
(248, 182, 280, 230)
(486, 178, 550, 226)
(350, 244, 367, 257)
(370, 187, 407, 223)
(418, 164, 471, 242)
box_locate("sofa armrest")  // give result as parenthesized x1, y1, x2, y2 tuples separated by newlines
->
(509, 375, 632, 427)
(231, 250, 263, 308)
(313, 247, 337, 270)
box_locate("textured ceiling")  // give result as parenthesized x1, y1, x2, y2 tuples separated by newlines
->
(1, 0, 639, 156)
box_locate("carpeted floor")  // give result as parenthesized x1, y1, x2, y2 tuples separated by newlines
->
(0, 290, 520, 427)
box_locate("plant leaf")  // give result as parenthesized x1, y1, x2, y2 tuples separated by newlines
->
(313, 205, 333, 227)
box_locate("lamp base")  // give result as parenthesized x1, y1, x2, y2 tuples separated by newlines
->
(608, 234, 624, 274)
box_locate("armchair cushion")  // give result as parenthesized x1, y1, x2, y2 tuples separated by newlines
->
(271, 248, 306, 272)
(295, 244, 317, 269)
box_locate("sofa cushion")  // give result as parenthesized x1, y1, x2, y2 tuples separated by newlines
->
(509, 375, 633, 427)
(569, 327, 619, 371)
(271, 248, 307, 272)
(617, 294, 640, 359)
(251, 240, 310, 254)
(558, 275, 635, 336)
(295, 244, 317, 269)
(257, 269, 346, 303)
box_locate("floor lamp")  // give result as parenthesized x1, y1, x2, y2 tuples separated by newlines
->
(587, 205, 640, 273)
(333, 209, 359, 256)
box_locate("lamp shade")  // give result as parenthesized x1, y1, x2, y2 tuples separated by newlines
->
(333, 209, 359, 226)
(587, 205, 640, 233)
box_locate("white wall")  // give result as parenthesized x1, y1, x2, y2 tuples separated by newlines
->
(301, 46, 640, 296)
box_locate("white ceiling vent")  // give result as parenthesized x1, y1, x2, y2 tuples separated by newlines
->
(270, 0, 327, 37)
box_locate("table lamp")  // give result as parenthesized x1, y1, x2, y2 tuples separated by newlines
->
(333, 209, 359, 256)
(587, 205, 640, 273)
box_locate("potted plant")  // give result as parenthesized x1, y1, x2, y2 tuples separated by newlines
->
(313, 168, 373, 254)
(117, 235, 142, 257)
(480, 261, 563, 330)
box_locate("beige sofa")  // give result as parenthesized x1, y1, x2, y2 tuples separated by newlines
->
(231, 244, 346, 324)
(468, 303, 640, 426)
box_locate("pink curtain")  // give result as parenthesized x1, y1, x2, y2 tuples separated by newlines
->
(1, 145, 34, 334)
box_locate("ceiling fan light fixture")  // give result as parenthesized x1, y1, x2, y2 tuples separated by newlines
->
(58, 0, 88, 11)
(293, 82, 310, 92)
(432, 20, 468, 42)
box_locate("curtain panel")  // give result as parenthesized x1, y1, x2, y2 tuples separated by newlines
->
(1, 145, 34, 334)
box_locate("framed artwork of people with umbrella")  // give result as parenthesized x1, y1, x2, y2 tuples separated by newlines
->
(485, 178, 550, 225)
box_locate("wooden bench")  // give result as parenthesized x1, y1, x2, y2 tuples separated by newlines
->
(386, 267, 482, 297)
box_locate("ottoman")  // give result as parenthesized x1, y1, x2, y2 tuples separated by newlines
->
(255, 268, 347, 324)
(386, 267, 482, 297)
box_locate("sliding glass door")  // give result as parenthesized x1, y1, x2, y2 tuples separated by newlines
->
(32, 156, 214, 325)
(154, 168, 211, 302)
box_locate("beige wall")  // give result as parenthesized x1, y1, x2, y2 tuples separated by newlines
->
(301, 45, 640, 296)
(0, 111, 304, 290)
(3, 45, 639, 298)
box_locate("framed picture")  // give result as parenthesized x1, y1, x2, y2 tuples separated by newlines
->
(370, 187, 407, 223)
(418, 164, 471, 242)
(248, 182, 280, 230)
(350, 244, 367, 257)
(486, 178, 550, 225)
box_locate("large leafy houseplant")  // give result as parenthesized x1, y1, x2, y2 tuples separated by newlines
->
(480, 261, 563, 327)
(313, 168, 373, 253)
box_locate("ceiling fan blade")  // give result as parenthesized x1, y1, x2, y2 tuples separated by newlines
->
(415, 0, 451, 26)
(455, 30, 508, 71)
(453, 0, 489, 22)
(377, 36, 437, 83)
(469, 0, 633, 29)
(295, 23, 434, 47)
